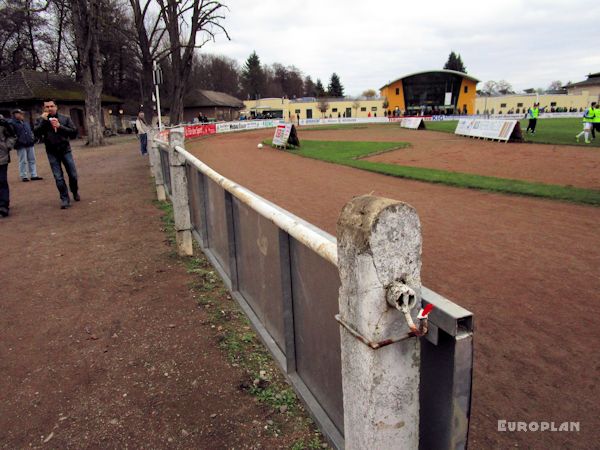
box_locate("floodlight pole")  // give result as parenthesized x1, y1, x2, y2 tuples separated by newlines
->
(153, 60, 163, 130)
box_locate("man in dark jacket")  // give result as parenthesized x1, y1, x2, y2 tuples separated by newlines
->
(11, 109, 42, 182)
(0, 114, 17, 217)
(34, 99, 79, 209)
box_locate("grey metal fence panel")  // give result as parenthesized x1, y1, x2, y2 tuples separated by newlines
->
(159, 148, 171, 196)
(420, 328, 473, 450)
(205, 178, 231, 277)
(290, 237, 344, 435)
(231, 198, 286, 353)
(169, 144, 473, 449)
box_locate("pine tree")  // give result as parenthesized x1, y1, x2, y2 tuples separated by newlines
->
(241, 51, 265, 99)
(315, 78, 326, 97)
(443, 51, 467, 73)
(327, 73, 344, 97)
(304, 76, 316, 97)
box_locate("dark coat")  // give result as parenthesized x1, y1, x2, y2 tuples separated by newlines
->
(0, 119, 16, 165)
(34, 113, 78, 154)
(10, 118, 35, 149)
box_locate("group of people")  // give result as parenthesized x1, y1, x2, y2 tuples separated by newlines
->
(576, 102, 600, 144)
(194, 112, 210, 124)
(0, 99, 80, 217)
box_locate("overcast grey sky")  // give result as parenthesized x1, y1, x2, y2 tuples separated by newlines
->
(201, 0, 600, 96)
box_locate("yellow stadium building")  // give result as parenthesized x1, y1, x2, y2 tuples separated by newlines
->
(380, 69, 479, 115)
(243, 97, 386, 121)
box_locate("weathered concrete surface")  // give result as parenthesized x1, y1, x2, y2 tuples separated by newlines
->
(168, 128, 193, 256)
(337, 195, 422, 450)
(148, 129, 166, 201)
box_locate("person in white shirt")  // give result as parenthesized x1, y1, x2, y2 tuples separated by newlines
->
(135, 111, 149, 155)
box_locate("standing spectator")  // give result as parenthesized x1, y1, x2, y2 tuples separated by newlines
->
(526, 102, 540, 134)
(11, 109, 42, 182)
(135, 111, 149, 155)
(34, 99, 79, 210)
(592, 102, 600, 140)
(0, 114, 16, 217)
(576, 102, 595, 144)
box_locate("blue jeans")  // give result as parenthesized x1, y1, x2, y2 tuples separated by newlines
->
(47, 151, 78, 201)
(139, 133, 148, 155)
(17, 146, 37, 179)
(0, 164, 8, 210)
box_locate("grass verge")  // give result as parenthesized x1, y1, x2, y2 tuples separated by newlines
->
(156, 200, 327, 449)
(263, 139, 600, 206)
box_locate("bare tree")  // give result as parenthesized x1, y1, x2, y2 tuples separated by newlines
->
(156, 0, 230, 124)
(362, 89, 376, 99)
(547, 80, 563, 91)
(481, 80, 498, 96)
(189, 53, 240, 96)
(70, 0, 104, 146)
(352, 100, 360, 117)
(496, 80, 514, 95)
(0, 0, 51, 74)
(49, 0, 69, 73)
(317, 99, 329, 118)
(129, 0, 168, 121)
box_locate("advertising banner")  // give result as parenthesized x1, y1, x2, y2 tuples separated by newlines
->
(184, 124, 217, 139)
(400, 118, 425, 129)
(299, 117, 388, 126)
(156, 129, 170, 141)
(272, 124, 292, 146)
(455, 119, 522, 141)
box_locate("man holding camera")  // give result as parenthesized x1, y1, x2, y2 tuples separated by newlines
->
(34, 99, 79, 209)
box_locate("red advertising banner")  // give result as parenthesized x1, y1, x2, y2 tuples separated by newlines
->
(184, 124, 217, 139)
(156, 129, 170, 141)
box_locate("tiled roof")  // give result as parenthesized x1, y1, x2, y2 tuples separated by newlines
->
(184, 89, 244, 108)
(564, 72, 600, 89)
(0, 69, 122, 103)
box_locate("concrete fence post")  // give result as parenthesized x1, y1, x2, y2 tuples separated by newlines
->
(337, 195, 422, 450)
(168, 128, 193, 256)
(148, 129, 166, 202)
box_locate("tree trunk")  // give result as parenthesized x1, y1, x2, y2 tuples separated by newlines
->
(70, 0, 104, 146)
(83, 70, 104, 145)
(130, 0, 159, 124)
(169, 82, 185, 124)
(142, 64, 154, 123)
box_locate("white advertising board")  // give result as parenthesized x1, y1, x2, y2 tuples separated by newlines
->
(455, 119, 520, 141)
(272, 124, 292, 146)
(216, 119, 284, 134)
(400, 118, 425, 129)
(444, 92, 452, 106)
(299, 117, 388, 126)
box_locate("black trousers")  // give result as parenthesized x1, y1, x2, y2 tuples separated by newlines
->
(527, 118, 537, 133)
(592, 123, 599, 139)
(0, 163, 9, 210)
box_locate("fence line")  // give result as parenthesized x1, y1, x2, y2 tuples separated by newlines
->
(150, 128, 474, 450)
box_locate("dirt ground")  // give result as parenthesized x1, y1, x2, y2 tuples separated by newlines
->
(300, 126, 600, 189)
(188, 129, 600, 450)
(0, 138, 319, 449)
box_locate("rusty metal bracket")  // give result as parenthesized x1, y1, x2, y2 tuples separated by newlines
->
(335, 314, 417, 350)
